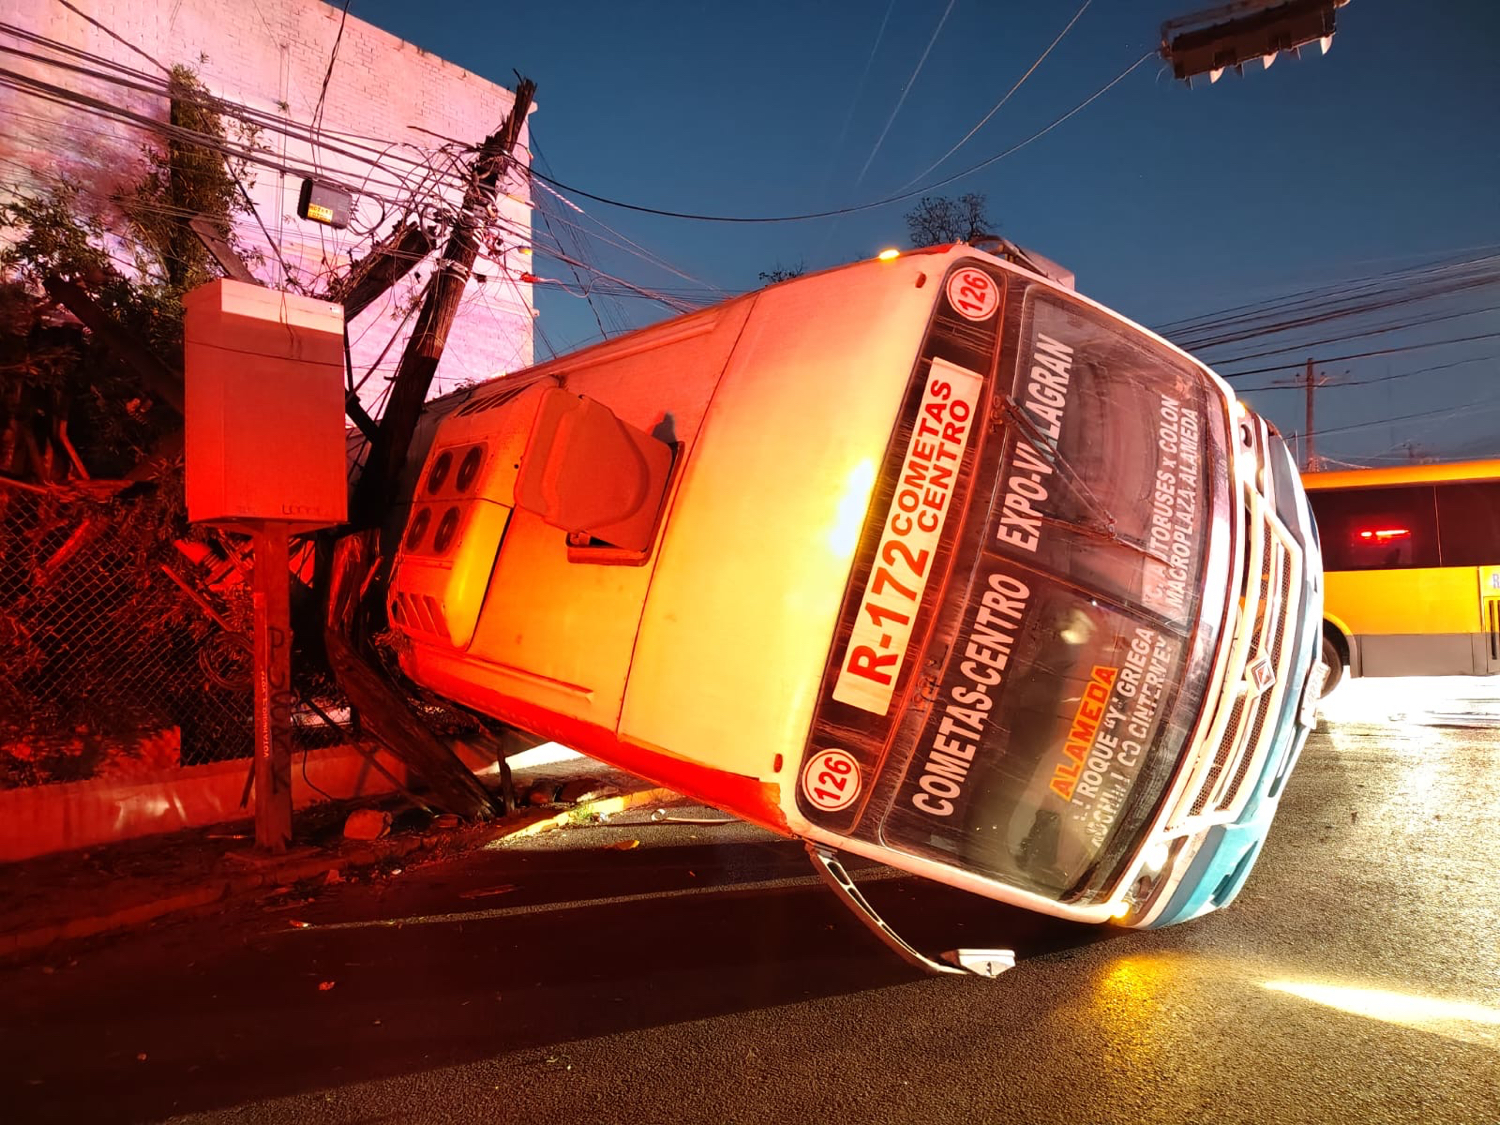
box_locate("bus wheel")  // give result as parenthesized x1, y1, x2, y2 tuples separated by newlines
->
(1320, 632, 1344, 697)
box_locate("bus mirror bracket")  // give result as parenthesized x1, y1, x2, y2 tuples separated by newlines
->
(805, 844, 1015, 978)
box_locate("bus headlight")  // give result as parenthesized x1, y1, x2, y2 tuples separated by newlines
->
(1142, 839, 1172, 874)
(1113, 833, 1202, 925)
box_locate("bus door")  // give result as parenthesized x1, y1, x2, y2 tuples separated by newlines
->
(1483, 566, 1500, 674)
(1434, 479, 1500, 675)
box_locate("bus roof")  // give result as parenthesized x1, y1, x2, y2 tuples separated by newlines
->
(1301, 458, 1500, 490)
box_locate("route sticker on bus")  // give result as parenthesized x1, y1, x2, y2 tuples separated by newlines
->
(833, 357, 985, 715)
(946, 266, 1000, 321)
(801, 747, 862, 812)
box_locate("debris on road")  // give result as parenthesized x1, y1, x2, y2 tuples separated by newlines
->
(343, 809, 391, 841)
(458, 884, 518, 900)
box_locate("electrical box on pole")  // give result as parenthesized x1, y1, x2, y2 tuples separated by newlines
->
(183, 280, 348, 529)
(183, 279, 348, 852)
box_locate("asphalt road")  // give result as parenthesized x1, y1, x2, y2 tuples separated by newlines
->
(2, 677, 1498, 1125)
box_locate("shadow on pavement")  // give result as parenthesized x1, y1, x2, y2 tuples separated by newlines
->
(1, 834, 1126, 1123)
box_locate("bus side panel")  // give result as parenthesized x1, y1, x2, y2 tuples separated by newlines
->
(405, 301, 755, 735)
(394, 677, 791, 832)
(1325, 567, 1484, 676)
(618, 261, 938, 788)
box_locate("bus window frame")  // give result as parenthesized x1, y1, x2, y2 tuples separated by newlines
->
(1308, 483, 1441, 571)
(1434, 479, 1500, 567)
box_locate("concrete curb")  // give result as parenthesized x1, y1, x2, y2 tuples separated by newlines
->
(0, 786, 681, 960)
(485, 785, 680, 842)
(0, 742, 414, 864)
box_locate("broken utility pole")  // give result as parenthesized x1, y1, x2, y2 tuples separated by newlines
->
(42, 277, 185, 413)
(325, 79, 538, 821)
(334, 221, 436, 322)
(350, 77, 536, 530)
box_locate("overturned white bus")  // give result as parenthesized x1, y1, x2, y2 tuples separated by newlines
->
(383, 243, 1324, 974)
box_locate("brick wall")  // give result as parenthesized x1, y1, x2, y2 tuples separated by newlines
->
(0, 0, 533, 410)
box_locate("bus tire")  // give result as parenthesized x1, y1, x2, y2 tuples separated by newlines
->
(1320, 630, 1345, 697)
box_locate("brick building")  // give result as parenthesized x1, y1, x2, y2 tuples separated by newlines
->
(0, 0, 534, 410)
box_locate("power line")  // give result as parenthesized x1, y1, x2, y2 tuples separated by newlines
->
(1326, 353, 1497, 390)
(0, 25, 472, 231)
(1308, 394, 1500, 440)
(0, 34, 486, 207)
(525, 51, 1153, 225)
(854, 0, 958, 186)
(310, 0, 351, 146)
(534, 198, 608, 343)
(49, 0, 168, 75)
(530, 169, 724, 295)
(1221, 330, 1500, 378)
(0, 60, 442, 211)
(1155, 250, 1500, 339)
(819, 0, 898, 193)
(1209, 302, 1499, 368)
(1169, 257, 1500, 354)
(2, 19, 461, 186)
(1234, 352, 1496, 394)
(901, 0, 1093, 190)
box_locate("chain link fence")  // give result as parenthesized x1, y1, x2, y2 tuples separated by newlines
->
(0, 482, 345, 788)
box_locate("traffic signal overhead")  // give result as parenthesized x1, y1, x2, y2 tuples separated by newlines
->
(1161, 0, 1350, 85)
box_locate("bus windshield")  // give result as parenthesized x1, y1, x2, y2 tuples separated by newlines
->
(882, 290, 1225, 901)
(883, 573, 1195, 898)
(807, 279, 1231, 904)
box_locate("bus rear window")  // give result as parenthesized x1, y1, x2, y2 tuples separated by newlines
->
(1434, 481, 1500, 566)
(1309, 485, 1440, 570)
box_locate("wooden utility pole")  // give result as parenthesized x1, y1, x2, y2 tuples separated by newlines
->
(250, 522, 294, 851)
(350, 78, 536, 528)
(336, 222, 436, 321)
(324, 529, 498, 818)
(323, 81, 537, 821)
(1303, 357, 1318, 471)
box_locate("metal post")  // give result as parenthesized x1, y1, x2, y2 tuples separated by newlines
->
(251, 521, 294, 852)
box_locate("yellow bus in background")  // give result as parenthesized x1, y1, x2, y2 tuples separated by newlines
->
(1302, 459, 1500, 692)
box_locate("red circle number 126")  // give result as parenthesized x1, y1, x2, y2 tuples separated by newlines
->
(946, 267, 998, 321)
(802, 748, 862, 812)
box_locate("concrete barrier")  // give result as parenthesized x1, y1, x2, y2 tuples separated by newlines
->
(0, 743, 410, 863)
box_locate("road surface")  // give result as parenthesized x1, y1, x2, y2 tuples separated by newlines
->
(2, 676, 1498, 1124)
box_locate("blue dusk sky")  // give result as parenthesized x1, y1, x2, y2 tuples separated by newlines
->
(350, 0, 1499, 465)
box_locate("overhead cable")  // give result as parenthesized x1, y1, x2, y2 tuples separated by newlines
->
(525, 51, 1153, 225)
(901, 0, 1093, 189)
